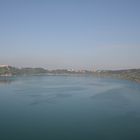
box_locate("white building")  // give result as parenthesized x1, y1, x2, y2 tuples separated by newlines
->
(0, 65, 9, 68)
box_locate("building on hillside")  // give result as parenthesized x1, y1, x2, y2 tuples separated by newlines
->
(0, 65, 9, 68)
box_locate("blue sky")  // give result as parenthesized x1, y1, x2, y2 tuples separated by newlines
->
(0, 0, 140, 70)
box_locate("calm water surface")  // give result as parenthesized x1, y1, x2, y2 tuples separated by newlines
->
(0, 75, 140, 140)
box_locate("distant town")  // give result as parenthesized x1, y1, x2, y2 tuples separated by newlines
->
(0, 65, 140, 83)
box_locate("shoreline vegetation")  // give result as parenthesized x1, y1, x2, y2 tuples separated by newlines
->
(0, 65, 140, 83)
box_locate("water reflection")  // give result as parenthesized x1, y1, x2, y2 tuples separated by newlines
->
(0, 77, 15, 85)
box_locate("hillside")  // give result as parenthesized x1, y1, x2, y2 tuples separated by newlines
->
(96, 69, 140, 83)
(0, 66, 47, 76)
(0, 65, 140, 83)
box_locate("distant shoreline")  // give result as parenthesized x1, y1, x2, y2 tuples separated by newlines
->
(0, 65, 140, 84)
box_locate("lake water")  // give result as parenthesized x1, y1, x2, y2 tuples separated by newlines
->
(0, 75, 140, 140)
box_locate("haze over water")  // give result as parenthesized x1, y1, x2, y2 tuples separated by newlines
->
(0, 75, 140, 140)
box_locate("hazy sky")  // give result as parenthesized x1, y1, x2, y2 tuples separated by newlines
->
(0, 0, 140, 70)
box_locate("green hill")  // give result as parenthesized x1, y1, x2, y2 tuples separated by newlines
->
(0, 65, 140, 83)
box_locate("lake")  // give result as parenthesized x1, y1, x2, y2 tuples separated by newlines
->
(0, 75, 140, 140)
